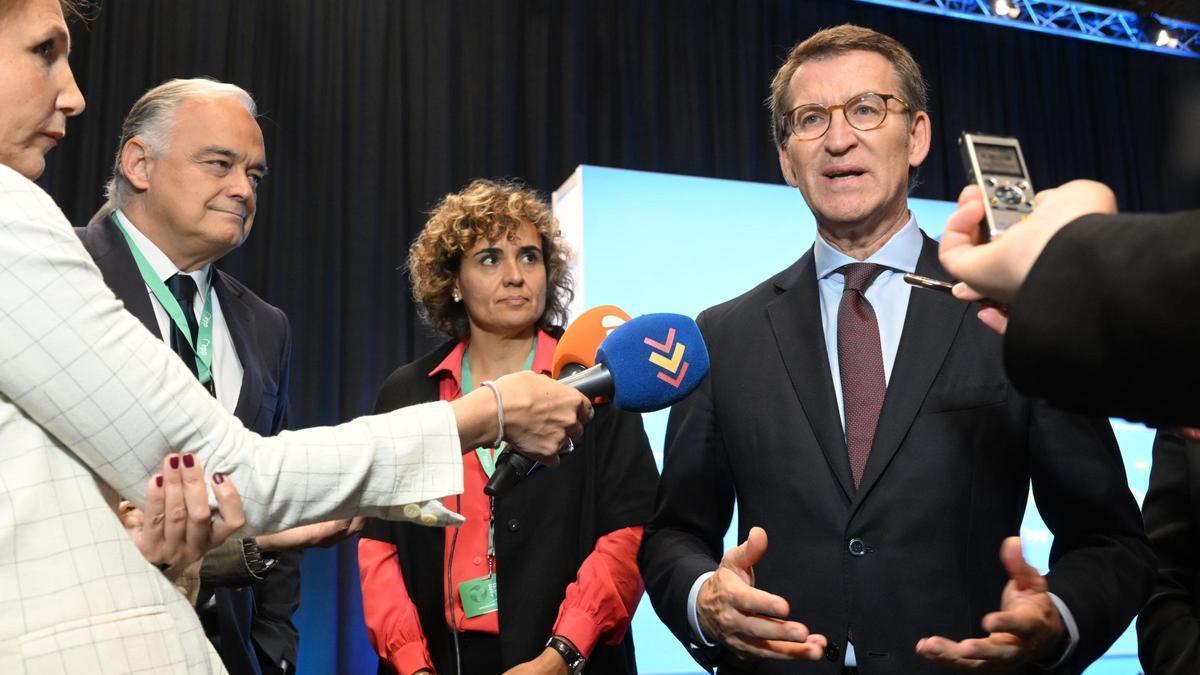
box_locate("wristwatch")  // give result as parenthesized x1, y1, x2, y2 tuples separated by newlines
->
(546, 635, 586, 675)
(242, 537, 279, 580)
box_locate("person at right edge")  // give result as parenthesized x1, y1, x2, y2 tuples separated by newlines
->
(638, 24, 1154, 675)
(358, 180, 658, 674)
(1136, 429, 1200, 675)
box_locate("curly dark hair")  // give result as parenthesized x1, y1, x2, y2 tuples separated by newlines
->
(408, 179, 574, 340)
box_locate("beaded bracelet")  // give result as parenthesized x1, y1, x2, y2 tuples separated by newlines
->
(479, 380, 504, 448)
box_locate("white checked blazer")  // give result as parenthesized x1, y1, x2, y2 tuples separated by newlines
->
(0, 165, 464, 673)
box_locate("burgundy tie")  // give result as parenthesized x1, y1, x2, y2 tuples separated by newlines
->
(837, 263, 887, 489)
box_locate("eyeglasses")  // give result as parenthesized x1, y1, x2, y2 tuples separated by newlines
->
(779, 92, 910, 141)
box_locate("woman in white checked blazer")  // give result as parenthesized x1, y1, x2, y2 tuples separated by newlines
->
(0, 1, 593, 672)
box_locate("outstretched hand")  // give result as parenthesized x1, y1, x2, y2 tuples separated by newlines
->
(697, 527, 827, 661)
(916, 537, 1066, 670)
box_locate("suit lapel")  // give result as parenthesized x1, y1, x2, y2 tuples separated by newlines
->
(213, 272, 262, 427)
(766, 252, 855, 500)
(851, 236, 968, 511)
(82, 218, 160, 335)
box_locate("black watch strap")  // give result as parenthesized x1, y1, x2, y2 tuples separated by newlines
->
(546, 635, 586, 674)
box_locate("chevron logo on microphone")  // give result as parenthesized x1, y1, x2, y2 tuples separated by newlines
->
(644, 328, 690, 387)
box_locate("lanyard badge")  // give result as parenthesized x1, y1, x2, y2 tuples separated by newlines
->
(456, 337, 537, 618)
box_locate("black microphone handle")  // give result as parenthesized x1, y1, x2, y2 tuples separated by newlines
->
(483, 363, 614, 497)
(558, 363, 587, 378)
(483, 451, 536, 496)
(558, 363, 614, 399)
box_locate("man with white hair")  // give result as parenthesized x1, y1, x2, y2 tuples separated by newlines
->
(77, 78, 323, 675)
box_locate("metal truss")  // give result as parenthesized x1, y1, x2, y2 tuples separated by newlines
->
(854, 0, 1200, 58)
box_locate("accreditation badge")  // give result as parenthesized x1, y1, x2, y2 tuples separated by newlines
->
(458, 574, 499, 618)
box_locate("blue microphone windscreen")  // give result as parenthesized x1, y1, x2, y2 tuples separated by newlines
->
(596, 313, 710, 412)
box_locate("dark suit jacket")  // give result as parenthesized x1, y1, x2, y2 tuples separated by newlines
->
(1137, 431, 1200, 674)
(361, 335, 659, 674)
(639, 236, 1154, 674)
(1005, 210, 1200, 428)
(76, 216, 300, 675)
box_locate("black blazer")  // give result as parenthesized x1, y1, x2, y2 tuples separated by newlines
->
(1005, 210, 1200, 428)
(360, 336, 660, 674)
(1137, 431, 1200, 674)
(639, 236, 1154, 674)
(76, 216, 299, 675)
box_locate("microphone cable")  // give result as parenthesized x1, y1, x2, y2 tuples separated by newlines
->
(446, 494, 462, 675)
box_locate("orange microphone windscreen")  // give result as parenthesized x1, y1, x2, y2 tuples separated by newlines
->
(551, 305, 632, 379)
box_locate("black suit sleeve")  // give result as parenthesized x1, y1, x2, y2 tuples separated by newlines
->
(639, 315, 734, 671)
(1137, 432, 1200, 675)
(269, 312, 292, 434)
(1005, 210, 1200, 428)
(251, 310, 300, 672)
(1028, 401, 1155, 672)
(592, 406, 659, 537)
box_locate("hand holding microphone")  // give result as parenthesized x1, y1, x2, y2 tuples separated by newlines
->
(485, 309, 710, 496)
(487, 370, 592, 468)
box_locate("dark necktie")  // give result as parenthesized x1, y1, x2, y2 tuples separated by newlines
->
(837, 263, 887, 489)
(166, 273, 215, 397)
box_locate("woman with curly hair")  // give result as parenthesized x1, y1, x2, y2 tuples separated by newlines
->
(359, 179, 658, 675)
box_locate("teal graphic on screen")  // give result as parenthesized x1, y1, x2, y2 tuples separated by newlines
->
(554, 165, 1150, 675)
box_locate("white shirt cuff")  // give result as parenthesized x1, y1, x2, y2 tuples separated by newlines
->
(1041, 592, 1079, 669)
(686, 571, 718, 648)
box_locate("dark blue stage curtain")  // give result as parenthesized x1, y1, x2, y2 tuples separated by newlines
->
(39, 1, 1200, 672)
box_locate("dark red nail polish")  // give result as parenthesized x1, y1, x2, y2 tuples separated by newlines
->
(168, 455, 179, 469)
(155, 475, 163, 488)
(212, 473, 225, 484)
(182, 453, 195, 468)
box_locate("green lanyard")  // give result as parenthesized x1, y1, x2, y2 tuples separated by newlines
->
(460, 334, 537, 478)
(111, 213, 215, 386)
(459, 335, 537, 590)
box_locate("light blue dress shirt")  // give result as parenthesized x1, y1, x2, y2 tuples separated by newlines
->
(813, 214, 922, 419)
(685, 215, 1078, 668)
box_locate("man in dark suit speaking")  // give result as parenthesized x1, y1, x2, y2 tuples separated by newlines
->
(76, 78, 358, 675)
(638, 25, 1154, 674)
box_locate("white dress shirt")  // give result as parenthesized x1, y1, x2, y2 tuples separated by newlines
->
(113, 210, 243, 414)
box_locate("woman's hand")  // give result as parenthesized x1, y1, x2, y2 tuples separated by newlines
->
(118, 452, 245, 575)
(493, 371, 592, 467)
(451, 371, 592, 466)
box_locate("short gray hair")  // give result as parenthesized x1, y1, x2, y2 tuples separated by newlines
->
(101, 78, 257, 213)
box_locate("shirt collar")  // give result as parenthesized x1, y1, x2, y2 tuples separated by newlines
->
(429, 327, 558, 389)
(813, 212, 922, 280)
(115, 209, 212, 288)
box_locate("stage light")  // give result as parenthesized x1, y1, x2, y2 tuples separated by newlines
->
(854, 0, 1198, 59)
(993, 0, 1020, 19)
